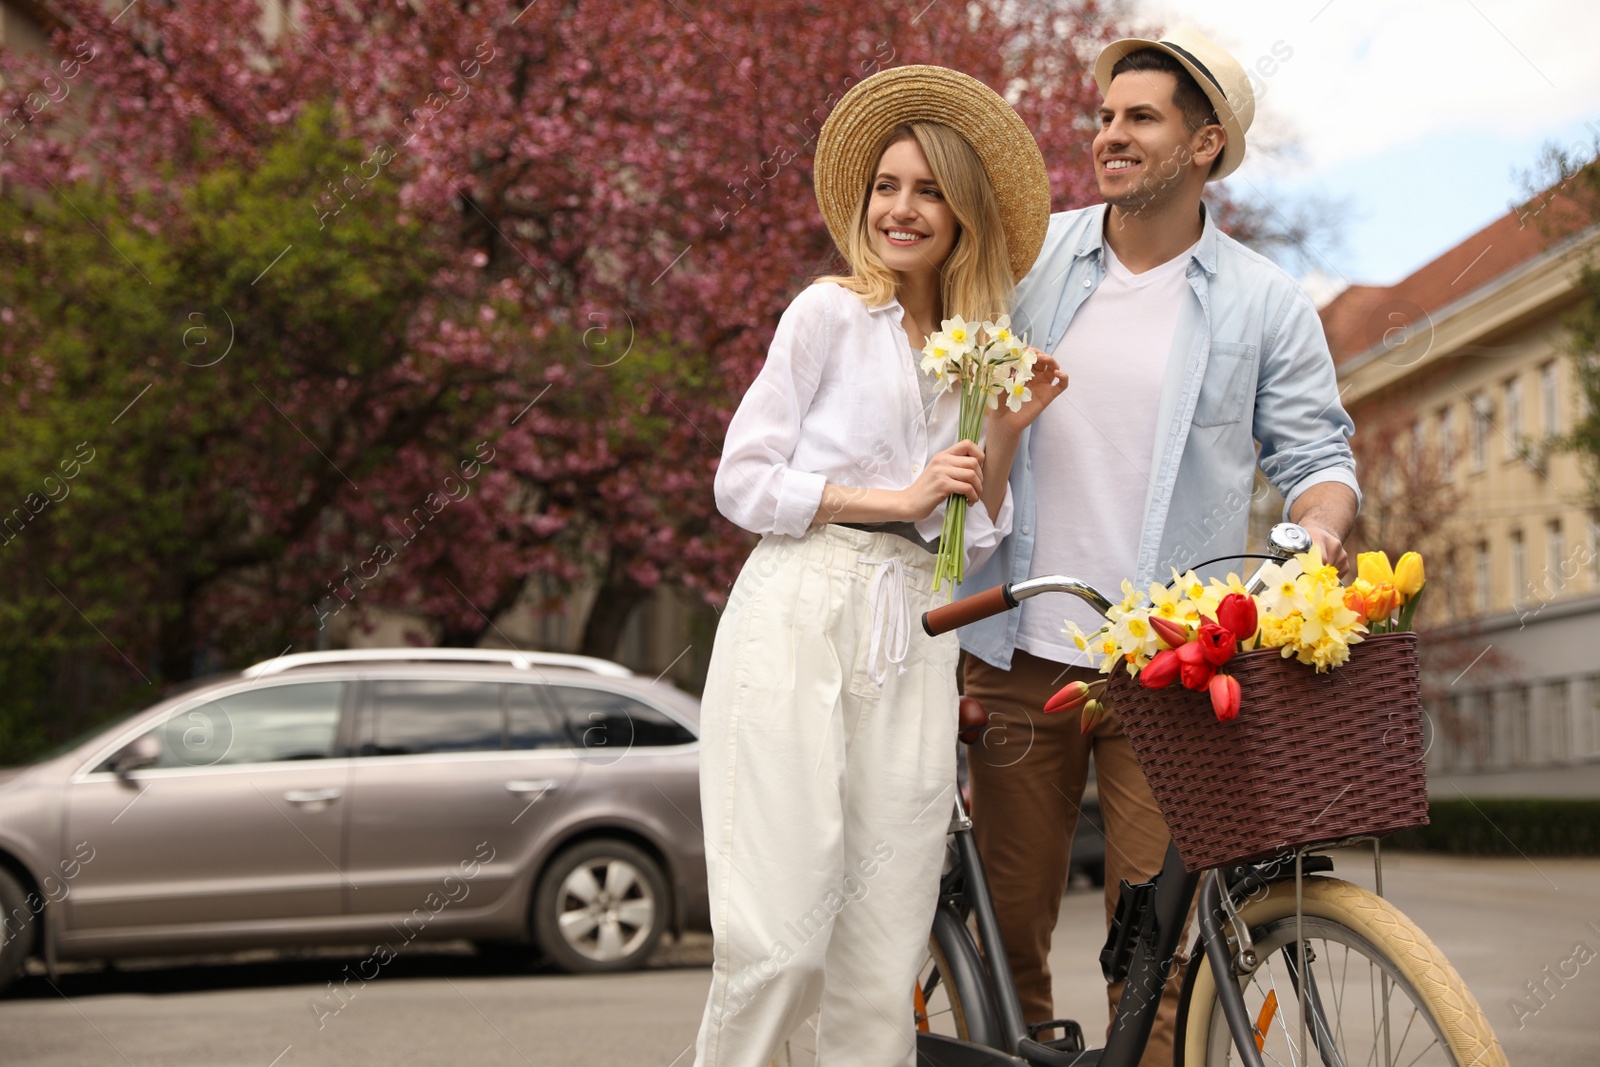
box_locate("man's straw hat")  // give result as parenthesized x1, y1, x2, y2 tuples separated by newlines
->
(813, 65, 1050, 283)
(1094, 28, 1256, 181)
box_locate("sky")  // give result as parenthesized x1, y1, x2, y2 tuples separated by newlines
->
(1133, 0, 1600, 292)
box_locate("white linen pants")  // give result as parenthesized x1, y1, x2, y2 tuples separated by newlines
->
(692, 524, 960, 1067)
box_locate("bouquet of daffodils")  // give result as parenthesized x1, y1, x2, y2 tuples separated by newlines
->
(920, 314, 1037, 596)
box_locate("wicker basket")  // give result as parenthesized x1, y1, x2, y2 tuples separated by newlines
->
(1106, 631, 1430, 872)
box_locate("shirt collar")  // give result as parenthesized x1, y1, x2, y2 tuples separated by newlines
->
(866, 294, 903, 316)
(1077, 202, 1220, 276)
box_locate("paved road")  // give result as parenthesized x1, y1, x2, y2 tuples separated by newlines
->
(2, 852, 1593, 1065)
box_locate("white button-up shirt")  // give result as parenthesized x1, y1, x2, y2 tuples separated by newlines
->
(715, 282, 1013, 562)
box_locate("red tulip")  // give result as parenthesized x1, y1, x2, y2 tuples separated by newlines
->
(1196, 621, 1237, 667)
(1044, 680, 1092, 714)
(1140, 648, 1181, 689)
(1175, 641, 1215, 691)
(1149, 616, 1190, 649)
(1215, 593, 1258, 643)
(1209, 673, 1241, 722)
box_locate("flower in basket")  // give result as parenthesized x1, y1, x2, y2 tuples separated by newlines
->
(1050, 547, 1427, 726)
(920, 315, 1038, 597)
(1353, 549, 1427, 633)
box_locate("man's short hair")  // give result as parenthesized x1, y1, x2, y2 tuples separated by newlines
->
(1109, 48, 1223, 176)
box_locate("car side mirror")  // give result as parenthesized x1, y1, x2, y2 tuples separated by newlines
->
(111, 734, 162, 785)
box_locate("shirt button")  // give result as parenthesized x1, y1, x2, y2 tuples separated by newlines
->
(1022, 524, 1031, 534)
(1083, 278, 1092, 287)
(913, 463, 923, 473)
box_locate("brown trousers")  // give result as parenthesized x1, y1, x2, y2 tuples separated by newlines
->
(962, 649, 1188, 1067)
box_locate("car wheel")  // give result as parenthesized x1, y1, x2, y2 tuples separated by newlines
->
(0, 867, 36, 994)
(533, 839, 668, 974)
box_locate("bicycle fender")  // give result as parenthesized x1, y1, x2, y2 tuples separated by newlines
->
(931, 901, 1005, 1051)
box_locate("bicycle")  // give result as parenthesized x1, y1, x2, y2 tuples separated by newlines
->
(908, 524, 1507, 1067)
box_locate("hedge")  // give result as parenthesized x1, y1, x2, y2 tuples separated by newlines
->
(1385, 798, 1600, 855)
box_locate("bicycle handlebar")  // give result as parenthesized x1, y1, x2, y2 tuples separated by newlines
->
(922, 576, 1115, 636)
(920, 522, 1315, 638)
(922, 585, 1018, 636)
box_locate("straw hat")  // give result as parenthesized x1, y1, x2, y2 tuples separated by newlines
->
(813, 65, 1050, 283)
(1094, 28, 1255, 181)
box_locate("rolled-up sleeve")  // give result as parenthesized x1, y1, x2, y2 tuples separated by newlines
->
(1253, 290, 1361, 516)
(714, 287, 831, 537)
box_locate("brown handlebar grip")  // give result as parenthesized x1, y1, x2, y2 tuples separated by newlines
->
(922, 585, 1016, 637)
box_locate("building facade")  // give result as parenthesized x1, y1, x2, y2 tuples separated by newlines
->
(1322, 187, 1600, 779)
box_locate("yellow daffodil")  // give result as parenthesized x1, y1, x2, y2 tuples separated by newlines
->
(1147, 580, 1186, 620)
(1064, 620, 1093, 652)
(1207, 572, 1250, 598)
(1296, 545, 1340, 587)
(1117, 579, 1143, 613)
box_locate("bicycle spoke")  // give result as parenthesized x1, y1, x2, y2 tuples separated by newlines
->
(1213, 917, 1467, 1067)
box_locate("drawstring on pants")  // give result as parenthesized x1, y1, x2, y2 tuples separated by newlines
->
(858, 555, 910, 688)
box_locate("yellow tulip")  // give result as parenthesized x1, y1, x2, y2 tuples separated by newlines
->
(1357, 551, 1395, 588)
(1394, 551, 1425, 598)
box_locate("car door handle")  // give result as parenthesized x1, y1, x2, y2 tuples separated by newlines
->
(284, 788, 343, 804)
(505, 779, 559, 796)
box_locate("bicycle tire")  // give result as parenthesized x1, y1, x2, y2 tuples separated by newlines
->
(916, 904, 1002, 1049)
(1177, 877, 1506, 1067)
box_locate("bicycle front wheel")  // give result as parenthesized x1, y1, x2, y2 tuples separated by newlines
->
(1179, 877, 1505, 1067)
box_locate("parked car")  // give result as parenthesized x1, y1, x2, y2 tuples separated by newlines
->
(0, 649, 708, 994)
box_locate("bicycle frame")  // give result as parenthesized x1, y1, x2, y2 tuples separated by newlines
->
(921, 794, 1345, 1067)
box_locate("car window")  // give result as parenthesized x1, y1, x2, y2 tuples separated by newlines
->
(366, 680, 504, 756)
(547, 685, 696, 751)
(114, 682, 345, 769)
(507, 684, 569, 750)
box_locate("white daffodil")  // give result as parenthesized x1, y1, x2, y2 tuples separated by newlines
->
(920, 342, 952, 378)
(1108, 608, 1161, 661)
(1256, 557, 1308, 618)
(940, 315, 976, 356)
(1004, 376, 1031, 412)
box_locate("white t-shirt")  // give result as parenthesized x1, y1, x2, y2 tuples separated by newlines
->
(1015, 240, 1196, 664)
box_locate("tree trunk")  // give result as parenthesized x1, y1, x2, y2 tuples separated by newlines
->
(579, 565, 648, 662)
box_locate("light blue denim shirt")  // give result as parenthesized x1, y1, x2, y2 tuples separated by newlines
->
(959, 203, 1360, 670)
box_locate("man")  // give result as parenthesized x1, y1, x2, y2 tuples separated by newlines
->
(956, 28, 1360, 1066)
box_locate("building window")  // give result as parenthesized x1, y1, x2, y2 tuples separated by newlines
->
(1541, 362, 1560, 436)
(1548, 520, 1565, 595)
(1584, 675, 1600, 758)
(1470, 393, 1490, 471)
(1475, 541, 1491, 614)
(1507, 686, 1531, 765)
(1438, 406, 1456, 479)
(1543, 679, 1572, 763)
(1510, 530, 1525, 607)
(1504, 376, 1523, 459)
(1411, 418, 1425, 465)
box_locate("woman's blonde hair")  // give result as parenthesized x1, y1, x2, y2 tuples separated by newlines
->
(818, 122, 1014, 325)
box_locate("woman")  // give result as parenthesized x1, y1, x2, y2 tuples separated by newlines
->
(693, 66, 1063, 1067)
